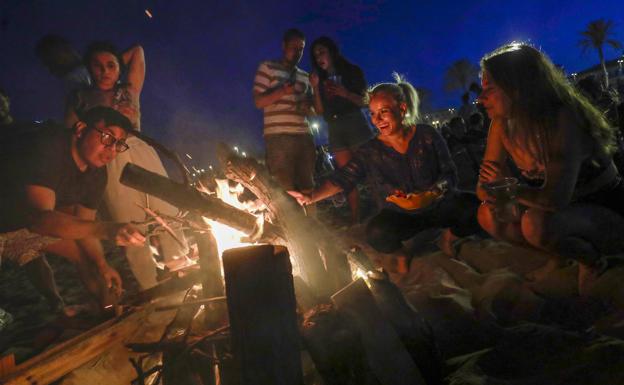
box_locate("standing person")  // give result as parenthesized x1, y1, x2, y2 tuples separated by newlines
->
(476, 43, 624, 293)
(309, 36, 375, 224)
(253, 28, 317, 215)
(289, 75, 481, 274)
(65, 42, 188, 290)
(0, 106, 145, 312)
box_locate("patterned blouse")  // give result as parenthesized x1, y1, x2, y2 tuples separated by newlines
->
(69, 83, 141, 130)
(329, 124, 458, 212)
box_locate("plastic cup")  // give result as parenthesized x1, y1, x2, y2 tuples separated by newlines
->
(482, 177, 521, 223)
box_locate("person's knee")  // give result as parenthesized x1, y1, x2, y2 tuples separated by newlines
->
(521, 208, 549, 249)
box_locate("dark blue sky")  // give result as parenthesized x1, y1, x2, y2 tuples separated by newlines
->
(1, 0, 622, 168)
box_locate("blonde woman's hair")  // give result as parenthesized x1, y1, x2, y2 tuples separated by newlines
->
(368, 73, 420, 126)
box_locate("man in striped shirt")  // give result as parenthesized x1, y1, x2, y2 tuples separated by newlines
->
(253, 28, 317, 212)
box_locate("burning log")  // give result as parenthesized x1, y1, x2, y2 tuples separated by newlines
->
(223, 245, 303, 385)
(216, 144, 352, 296)
(332, 279, 427, 385)
(119, 163, 284, 243)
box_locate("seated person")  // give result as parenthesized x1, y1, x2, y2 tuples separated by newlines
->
(35, 34, 91, 93)
(476, 43, 624, 293)
(0, 106, 145, 313)
(289, 75, 481, 273)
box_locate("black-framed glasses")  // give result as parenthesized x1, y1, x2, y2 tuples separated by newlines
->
(92, 127, 130, 152)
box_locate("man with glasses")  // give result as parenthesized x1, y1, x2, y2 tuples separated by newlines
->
(0, 106, 145, 315)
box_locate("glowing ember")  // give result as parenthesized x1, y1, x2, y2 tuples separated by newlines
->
(144, 9, 153, 18)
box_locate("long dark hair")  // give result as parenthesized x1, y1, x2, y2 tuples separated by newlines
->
(310, 36, 357, 80)
(481, 43, 616, 159)
(83, 41, 126, 83)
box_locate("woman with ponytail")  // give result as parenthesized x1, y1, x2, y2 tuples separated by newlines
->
(289, 74, 481, 274)
(477, 43, 624, 293)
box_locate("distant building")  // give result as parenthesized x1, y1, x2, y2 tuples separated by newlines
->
(570, 54, 624, 89)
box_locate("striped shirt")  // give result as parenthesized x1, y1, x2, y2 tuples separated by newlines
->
(253, 60, 312, 136)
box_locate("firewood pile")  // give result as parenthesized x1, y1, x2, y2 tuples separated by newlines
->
(118, 146, 444, 385)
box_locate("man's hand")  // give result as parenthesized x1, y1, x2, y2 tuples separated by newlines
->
(99, 264, 123, 296)
(112, 223, 146, 246)
(287, 190, 313, 206)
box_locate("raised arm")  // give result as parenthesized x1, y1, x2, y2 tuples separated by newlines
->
(476, 118, 509, 201)
(122, 45, 145, 94)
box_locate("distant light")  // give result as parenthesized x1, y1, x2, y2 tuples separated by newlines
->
(185, 153, 193, 159)
(145, 9, 153, 18)
(209, 165, 213, 170)
(241, 151, 247, 157)
(233, 146, 239, 153)
(311, 122, 319, 130)
(201, 168, 205, 172)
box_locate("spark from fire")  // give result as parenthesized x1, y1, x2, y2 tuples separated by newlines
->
(145, 9, 153, 18)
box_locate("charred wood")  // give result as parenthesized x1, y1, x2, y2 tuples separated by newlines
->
(217, 144, 351, 296)
(223, 245, 303, 385)
(120, 163, 284, 243)
(332, 279, 427, 385)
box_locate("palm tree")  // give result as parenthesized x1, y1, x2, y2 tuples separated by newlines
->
(578, 19, 622, 88)
(444, 59, 479, 93)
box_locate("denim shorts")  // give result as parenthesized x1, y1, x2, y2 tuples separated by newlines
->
(327, 110, 375, 152)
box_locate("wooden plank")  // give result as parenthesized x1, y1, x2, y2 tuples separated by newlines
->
(120, 163, 283, 243)
(223, 245, 303, 385)
(0, 306, 150, 385)
(332, 279, 427, 385)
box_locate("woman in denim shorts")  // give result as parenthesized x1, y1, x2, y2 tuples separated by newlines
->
(310, 37, 375, 224)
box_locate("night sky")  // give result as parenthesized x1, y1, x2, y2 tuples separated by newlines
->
(1, 0, 622, 168)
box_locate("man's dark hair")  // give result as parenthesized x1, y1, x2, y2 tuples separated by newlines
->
(82, 106, 133, 133)
(283, 28, 305, 44)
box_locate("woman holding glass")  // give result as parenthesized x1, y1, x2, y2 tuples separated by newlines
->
(476, 43, 624, 292)
(309, 37, 375, 224)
